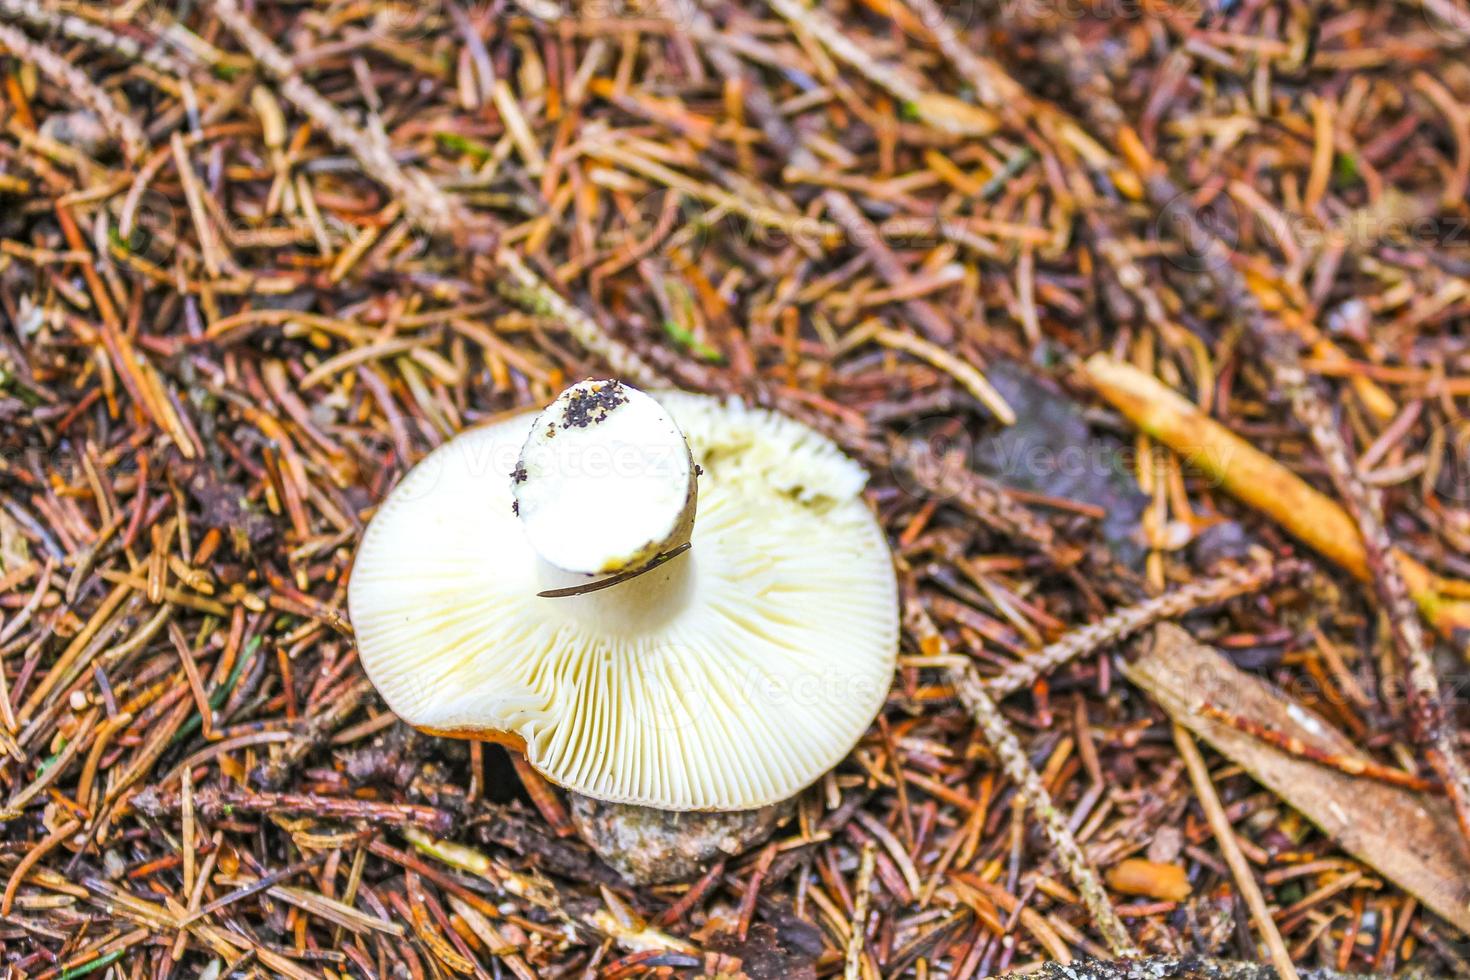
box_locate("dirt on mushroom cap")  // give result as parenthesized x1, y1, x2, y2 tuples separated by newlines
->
(559, 379, 629, 428)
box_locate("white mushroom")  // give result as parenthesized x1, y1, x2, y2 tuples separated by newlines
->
(348, 380, 899, 812)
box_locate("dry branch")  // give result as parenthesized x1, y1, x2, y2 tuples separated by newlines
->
(1082, 355, 1470, 638)
(906, 595, 1139, 958)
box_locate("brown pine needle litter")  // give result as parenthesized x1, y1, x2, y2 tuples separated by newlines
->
(0, 0, 1469, 976)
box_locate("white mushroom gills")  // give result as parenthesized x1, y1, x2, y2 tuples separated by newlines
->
(513, 380, 695, 577)
(348, 383, 899, 811)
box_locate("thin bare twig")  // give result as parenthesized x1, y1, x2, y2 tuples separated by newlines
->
(1275, 355, 1470, 851)
(1173, 724, 1299, 980)
(986, 557, 1296, 698)
(0, 0, 195, 76)
(844, 841, 877, 979)
(907, 595, 1139, 958)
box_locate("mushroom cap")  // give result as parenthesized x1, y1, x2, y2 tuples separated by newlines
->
(348, 390, 898, 811)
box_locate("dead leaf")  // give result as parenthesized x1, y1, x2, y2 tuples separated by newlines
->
(1123, 624, 1470, 933)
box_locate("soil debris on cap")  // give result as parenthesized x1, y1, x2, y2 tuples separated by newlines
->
(561, 379, 628, 428)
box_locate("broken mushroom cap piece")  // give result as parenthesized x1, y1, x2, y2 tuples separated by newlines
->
(348, 382, 899, 811)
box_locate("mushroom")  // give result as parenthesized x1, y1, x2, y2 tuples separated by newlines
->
(349, 380, 898, 874)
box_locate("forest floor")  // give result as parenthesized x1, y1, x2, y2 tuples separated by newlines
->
(0, 0, 1468, 977)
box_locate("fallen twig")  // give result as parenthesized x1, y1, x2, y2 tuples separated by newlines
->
(1174, 722, 1300, 980)
(985, 556, 1296, 698)
(906, 593, 1139, 958)
(1082, 355, 1470, 637)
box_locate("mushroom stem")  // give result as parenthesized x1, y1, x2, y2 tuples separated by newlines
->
(512, 380, 698, 579)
